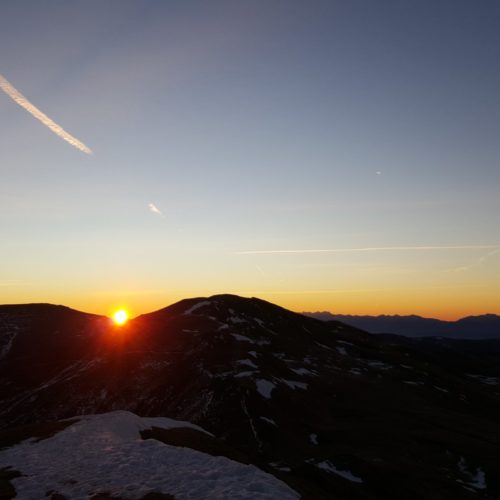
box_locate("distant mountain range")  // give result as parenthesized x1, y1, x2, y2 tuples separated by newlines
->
(303, 312, 500, 339)
(1, 296, 500, 498)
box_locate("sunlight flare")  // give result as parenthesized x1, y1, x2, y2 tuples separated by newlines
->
(112, 309, 129, 326)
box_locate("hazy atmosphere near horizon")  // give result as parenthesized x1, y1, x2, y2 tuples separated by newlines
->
(1, 0, 499, 320)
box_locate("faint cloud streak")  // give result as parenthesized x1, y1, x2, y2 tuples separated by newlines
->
(446, 247, 500, 273)
(0, 280, 29, 287)
(148, 203, 163, 217)
(0, 74, 92, 154)
(236, 245, 500, 255)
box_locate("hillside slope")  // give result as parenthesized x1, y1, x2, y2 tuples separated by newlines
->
(1, 296, 500, 499)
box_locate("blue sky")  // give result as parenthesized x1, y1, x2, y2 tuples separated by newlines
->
(1, 1, 499, 318)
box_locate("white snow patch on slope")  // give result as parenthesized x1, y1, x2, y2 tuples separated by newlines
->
(468, 468, 487, 490)
(309, 433, 318, 445)
(281, 380, 308, 390)
(256, 339, 271, 346)
(234, 371, 256, 378)
(458, 456, 487, 490)
(290, 367, 317, 377)
(256, 379, 276, 399)
(0, 410, 298, 499)
(316, 461, 363, 483)
(434, 386, 449, 393)
(365, 360, 392, 370)
(232, 333, 254, 343)
(0, 328, 18, 359)
(466, 373, 500, 385)
(229, 316, 247, 324)
(269, 462, 291, 472)
(183, 301, 211, 315)
(259, 417, 277, 426)
(238, 359, 258, 369)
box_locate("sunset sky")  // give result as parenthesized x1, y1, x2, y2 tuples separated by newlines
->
(1, 1, 499, 319)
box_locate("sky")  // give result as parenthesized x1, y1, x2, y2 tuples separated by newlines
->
(1, 0, 499, 320)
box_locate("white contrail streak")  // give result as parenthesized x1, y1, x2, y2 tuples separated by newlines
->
(236, 245, 500, 255)
(0, 74, 92, 154)
(148, 203, 163, 216)
(446, 247, 500, 273)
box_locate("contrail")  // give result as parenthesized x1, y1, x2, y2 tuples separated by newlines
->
(0, 74, 92, 154)
(148, 203, 163, 216)
(446, 247, 500, 273)
(236, 245, 500, 255)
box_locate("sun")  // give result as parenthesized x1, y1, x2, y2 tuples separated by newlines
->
(112, 309, 129, 326)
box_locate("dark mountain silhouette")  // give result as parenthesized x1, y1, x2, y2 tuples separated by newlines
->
(304, 311, 500, 339)
(1, 295, 500, 499)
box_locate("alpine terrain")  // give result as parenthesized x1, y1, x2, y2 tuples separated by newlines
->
(0, 295, 499, 499)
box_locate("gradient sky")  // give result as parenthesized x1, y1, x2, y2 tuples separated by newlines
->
(1, 0, 499, 319)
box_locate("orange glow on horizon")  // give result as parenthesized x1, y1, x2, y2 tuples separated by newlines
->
(2, 286, 499, 322)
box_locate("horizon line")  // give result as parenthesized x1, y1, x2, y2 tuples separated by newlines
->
(0, 295, 498, 323)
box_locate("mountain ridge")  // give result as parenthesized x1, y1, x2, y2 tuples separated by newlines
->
(1, 294, 500, 498)
(303, 311, 500, 339)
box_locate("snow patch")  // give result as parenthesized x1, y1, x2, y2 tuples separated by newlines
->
(0, 411, 299, 499)
(281, 380, 308, 391)
(183, 301, 211, 315)
(256, 379, 276, 399)
(259, 417, 277, 426)
(457, 456, 487, 490)
(234, 371, 256, 378)
(269, 462, 292, 472)
(290, 367, 317, 377)
(238, 359, 258, 369)
(315, 341, 334, 351)
(434, 386, 449, 393)
(309, 433, 318, 445)
(256, 339, 271, 346)
(466, 373, 500, 385)
(365, 360, 392, 370)
(316, 461, 363, 483)
(0, 328, 18, 359)
(232, 333, 254, 343)
(229, 316, 247, 324)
